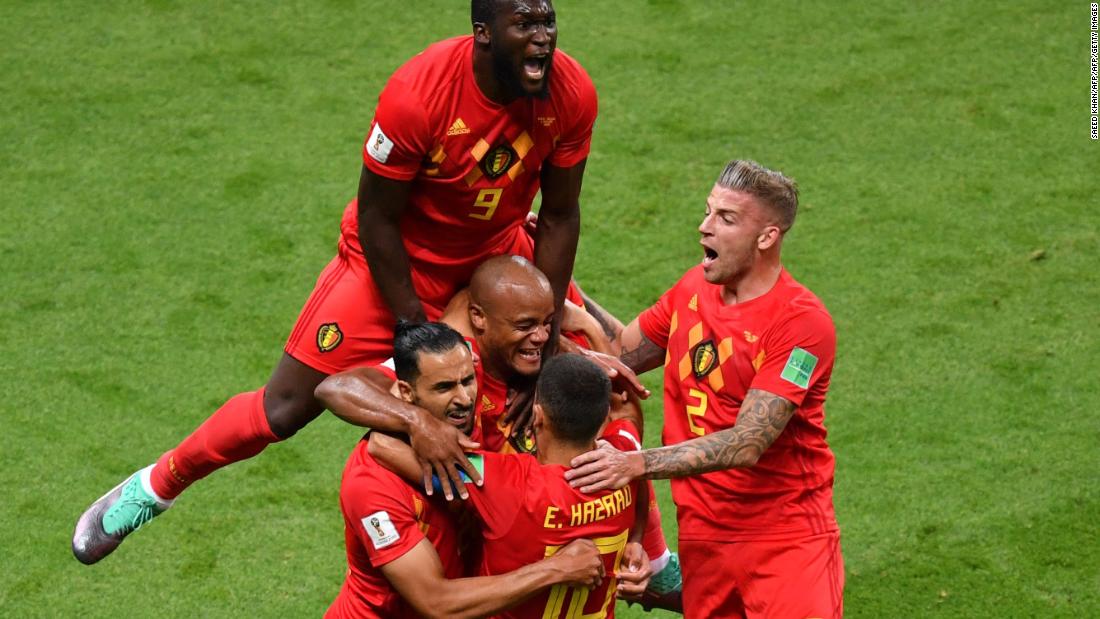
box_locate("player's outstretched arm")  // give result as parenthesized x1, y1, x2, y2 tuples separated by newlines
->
(577, 288, 626, 348)
(317, 369, 481, 495)
(368, 431, 473, 501)
(618, 318, 666, 375)
(551, 333, 650, 401)
(566, 389, 797, 492)
(357, 165, 425, 323)
(534, 160, 585, 352)
(561, 298, 613, 354)
(382, 537, 604, 619)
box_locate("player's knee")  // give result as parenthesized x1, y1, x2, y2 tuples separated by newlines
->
(262, 386, 323, 439)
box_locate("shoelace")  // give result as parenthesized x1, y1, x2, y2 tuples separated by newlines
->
(106, 482, 158, 534)
(120, 499, 157, 532)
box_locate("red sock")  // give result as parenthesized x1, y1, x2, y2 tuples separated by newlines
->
(150, 388, 278, 500)
(641, 480, 670, 561)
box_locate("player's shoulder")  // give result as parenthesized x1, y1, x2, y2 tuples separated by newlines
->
(546, 47, 596, 103)
(667, 264, 710, 297)
(766, 269, 836, 341)
(777, 269, 834, 323)
(386, 35, 471, 101)
(343, 439, 416, 499)
(481, 449, 537, 474)
(601, 418, 643, 451)
(471, 451, 540, 507)
(549, 47, 593, 85)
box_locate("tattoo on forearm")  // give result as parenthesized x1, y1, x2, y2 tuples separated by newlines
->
(619, 332, 664, 373)
(582, 297, 619, 341)
(642, 389, 795, 478)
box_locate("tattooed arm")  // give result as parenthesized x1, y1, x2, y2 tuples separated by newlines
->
(578, 289, 625, 344)
(637, 389, 795, 477)
(564, 389, 796, 492)
(618, 318, 666, 375)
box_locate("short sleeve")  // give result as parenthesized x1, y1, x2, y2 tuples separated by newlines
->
(362, 77, 433, 180)
(637, 284, 677, 349)
(601, 419, 642, 452)
(343, 474, 426, 567)
(375, 359, 397, 382)
(750, 309, 836, 406)
(463, 452, 529, 539)
(546, 66, 597, 168)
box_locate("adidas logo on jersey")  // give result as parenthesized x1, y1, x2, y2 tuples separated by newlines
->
(447, 118, 471, 136)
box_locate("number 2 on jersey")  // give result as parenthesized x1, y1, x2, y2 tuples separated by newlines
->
(469, 188, 502, 220)
(541, 529, 629, 618)
(686, 388, 707, 436)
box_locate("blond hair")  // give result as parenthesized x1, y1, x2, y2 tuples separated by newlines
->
(716, 160, 799, 231)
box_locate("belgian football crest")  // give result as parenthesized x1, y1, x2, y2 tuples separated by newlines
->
(481, 143, 517, 179)
(316, 323, 343, 353)
(691, 339, 718, 379)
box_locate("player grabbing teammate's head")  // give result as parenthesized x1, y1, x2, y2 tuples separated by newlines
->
(392, 321, 478, 435)
(531, 353, 611, 448)
(471, 0, 557, 100)
(700, 160, 800, 293)
(467, 255, 555, 381)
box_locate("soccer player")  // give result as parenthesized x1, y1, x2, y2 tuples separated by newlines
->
(73, 0, 598, 564)
(320, 256, 680, 604)
(370, 353, 652, 618)
(565, 160, 845, 618)
(328, 321, 605, 619)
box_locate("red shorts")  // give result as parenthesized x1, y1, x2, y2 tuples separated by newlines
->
(679, 532, 844, 619)
(285, 228, 582, 374)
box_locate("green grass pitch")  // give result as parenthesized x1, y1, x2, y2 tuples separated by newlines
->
(2, 1, 1097, 616)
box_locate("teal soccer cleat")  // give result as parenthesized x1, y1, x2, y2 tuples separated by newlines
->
(72, 466, 172, 565)
(630, 552, 684, 613)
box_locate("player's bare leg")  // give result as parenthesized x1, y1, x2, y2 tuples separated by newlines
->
(72, 353, 326, 565)
(259, 353, 329, 439)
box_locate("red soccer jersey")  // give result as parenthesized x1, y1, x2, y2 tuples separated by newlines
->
(341, 35, 597, 278)
(469, 339, 526, 454)
(463, 420, 643, 619)
(638, 266, 838, 542)
(327, 437, 463, 619)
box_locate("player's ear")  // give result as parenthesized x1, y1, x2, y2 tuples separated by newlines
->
(473, 21, 491, 45)
(396, 379, 415, 403)
(757, 224, 781, 250)
(532, 401, 545, 431)
(469, 303, 488, 331)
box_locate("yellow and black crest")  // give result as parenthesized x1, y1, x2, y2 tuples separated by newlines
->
(317, 322, 343, 353)
(691, 339, 718, 379)
(480, 143, 517, 179)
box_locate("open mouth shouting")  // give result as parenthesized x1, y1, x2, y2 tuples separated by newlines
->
(522, 53, 549, 83)
(702, 242, 719, 267)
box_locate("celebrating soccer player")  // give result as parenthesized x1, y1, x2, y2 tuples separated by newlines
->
(566, 160, 845, 618)
(319, 256, 681, 603)
(74, 0, 599, 565)
(326, 322, 605, 618)
(368, 353, 653, 619)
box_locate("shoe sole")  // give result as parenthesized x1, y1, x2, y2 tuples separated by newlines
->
(71, 474, 132, 565)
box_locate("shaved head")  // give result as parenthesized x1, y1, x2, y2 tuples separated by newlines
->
(469, 255, 552, 313)
(467, 255, 555, 379)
